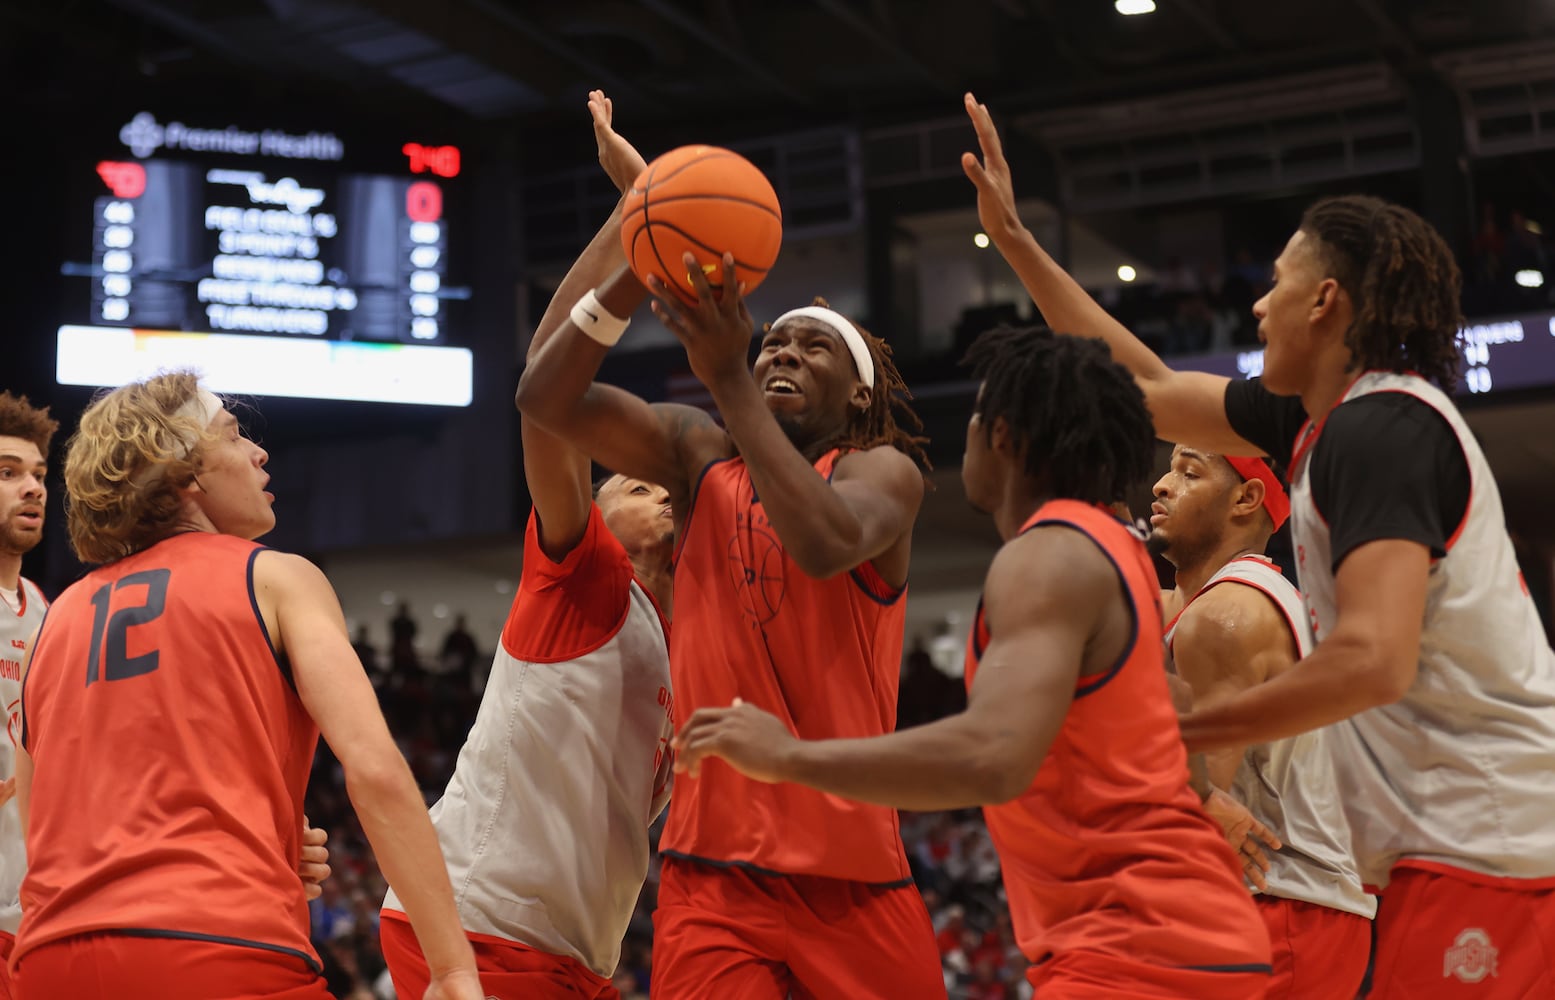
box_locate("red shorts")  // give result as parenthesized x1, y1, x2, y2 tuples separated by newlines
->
(380, 911, 619, 1000)
(1027, 950, 1271, 999)
(12, 931, 330, 999)
(650, 856, 945, 1000)
(1369, 864, 1555, 999)
(0, 931, 13, 1000)
(1255, 895, 1370, 999)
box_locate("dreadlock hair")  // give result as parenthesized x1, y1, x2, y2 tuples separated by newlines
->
(0, 392, 59, 457)
(765, 297, 932, 475)
(1299, 195, 1464, 391)
(962, 325, 1154, 505)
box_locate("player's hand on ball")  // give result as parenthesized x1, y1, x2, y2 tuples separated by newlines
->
(648, 252, 756, 387)
(1202, 787, 1281, 891)
(298, 815, 331, 901)
(673, 698, 796, 783)
(588, 89, 648, 195)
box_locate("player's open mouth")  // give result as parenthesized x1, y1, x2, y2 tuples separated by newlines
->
(1150, 502, 1168, 527)
(764, 376, 802, 396)
(13, 511, 41, 526)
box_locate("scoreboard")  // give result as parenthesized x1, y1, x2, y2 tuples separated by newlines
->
(58, 111, 473, 406)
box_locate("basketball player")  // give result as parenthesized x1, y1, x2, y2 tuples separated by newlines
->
(13, 373, 482, 1000)
(962, 92, 1555, 997)
(676, 326, 1273, 999)
(379, 90, 676, 1000)
(1152, 445, 1373, 998)
(0, 392, 54, 1000)
(514, 96, 944, 1000)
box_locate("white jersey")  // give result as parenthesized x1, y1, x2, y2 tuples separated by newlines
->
(1166, 557, 1373, 919)
(0, 578, 46, 937)
(1289, 370, 1555, 888)
(383, 505, 674, 976)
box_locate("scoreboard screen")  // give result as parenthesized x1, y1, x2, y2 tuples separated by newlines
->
(58, 111, 473, 407)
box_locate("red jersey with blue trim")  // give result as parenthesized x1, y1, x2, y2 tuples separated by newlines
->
(661, 449, 913, 884)
(966, 500, 1270, 972)
(18, 533, 319, 972)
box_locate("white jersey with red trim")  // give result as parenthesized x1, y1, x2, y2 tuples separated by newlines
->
(383, 505, 674, 976)
(1288, 370, 1555, 888)
(0, 577, 46, 936)
(1166, 557, 1374, 918)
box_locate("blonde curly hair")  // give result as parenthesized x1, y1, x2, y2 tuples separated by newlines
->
(64, 371, 224, 565)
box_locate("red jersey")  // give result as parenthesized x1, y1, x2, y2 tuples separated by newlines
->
(18, 533, 320, 972)
(661, 450, 912, 884)
(965, 501, 1270, 972)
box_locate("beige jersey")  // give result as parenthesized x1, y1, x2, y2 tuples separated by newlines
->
(0, 578, 46, 936)
(383, 505, 674, 976)
(1288, 370, 1555, 888)
(1167, 557, 1373, 918)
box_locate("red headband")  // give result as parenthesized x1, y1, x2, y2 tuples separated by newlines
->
(1225, 456, 1290, 531)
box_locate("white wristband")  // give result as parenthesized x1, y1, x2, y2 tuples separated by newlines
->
(569, 289, 631, 346)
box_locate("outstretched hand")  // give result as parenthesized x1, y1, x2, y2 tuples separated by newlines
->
(961, 92, 1025, 247)
(646, 251, 755, 389)
(673, 698, 797, 783)
(589, 89, 648, 195)
(1202, 787, 1282, 891)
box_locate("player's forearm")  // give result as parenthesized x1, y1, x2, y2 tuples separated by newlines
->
(528, 203, 633, 359)
(782, 717, 1028, 811)
(517, 265, 648, 431)
(991, 225, 1172, 384)
(1181, 635, 1401, 751)
(705, 374, 869, 578)
(345, 761, 475, 977)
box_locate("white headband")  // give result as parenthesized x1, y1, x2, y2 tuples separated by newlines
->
(174, 388, 224, 455)
(771, 306, 875, 389)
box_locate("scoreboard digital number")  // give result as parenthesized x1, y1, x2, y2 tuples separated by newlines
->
(59, 111, 473, 407)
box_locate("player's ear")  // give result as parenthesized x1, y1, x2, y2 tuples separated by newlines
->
(1233, 476, 1265, 518)
(851, 382, 871, 412)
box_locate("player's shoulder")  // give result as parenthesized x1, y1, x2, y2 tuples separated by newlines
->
(985, 524, 1114, 618)
(831, 443, 926, 491)
(251, 548, 331, 592)
(1176, 581, 1287, 652)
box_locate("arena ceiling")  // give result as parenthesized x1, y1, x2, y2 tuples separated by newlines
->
(10, 0, 1555, 137)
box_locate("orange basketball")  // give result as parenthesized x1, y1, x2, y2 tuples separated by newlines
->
(621, 146, 783, 305)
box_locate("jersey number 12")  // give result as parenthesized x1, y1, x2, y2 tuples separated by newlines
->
(85, 568, 171, 686)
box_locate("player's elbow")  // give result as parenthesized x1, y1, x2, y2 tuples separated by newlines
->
(340, 751, 417, 814)
(1362, 649, 1418, 705)
(1343, 632, 1419, 707)
(786, 533, 863, 581)
(514, 365, 548, 416)
(969, 742, 1037, 805)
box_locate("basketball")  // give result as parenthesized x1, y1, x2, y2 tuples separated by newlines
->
(621, 145, 783, 305)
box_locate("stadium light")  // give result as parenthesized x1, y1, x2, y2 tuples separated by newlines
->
(1118, 265, 1138, 282)
(1115, 0, 1157, 14)
(1516, 269, 1544, 288)
(974, 232, 991, 249)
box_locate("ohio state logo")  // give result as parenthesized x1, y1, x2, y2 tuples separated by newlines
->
(1443, 927, 1499, 983)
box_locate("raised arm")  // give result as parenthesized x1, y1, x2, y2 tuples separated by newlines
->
(1180, 539, 1428, 750)
(962, 93, 1260, 455)
(672, 527, 1111, 810)
(646, 256, 924, 580)
(520, 93, 652, 558)
(514, 97, 728, 504)
(256, 552, 480, 997)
